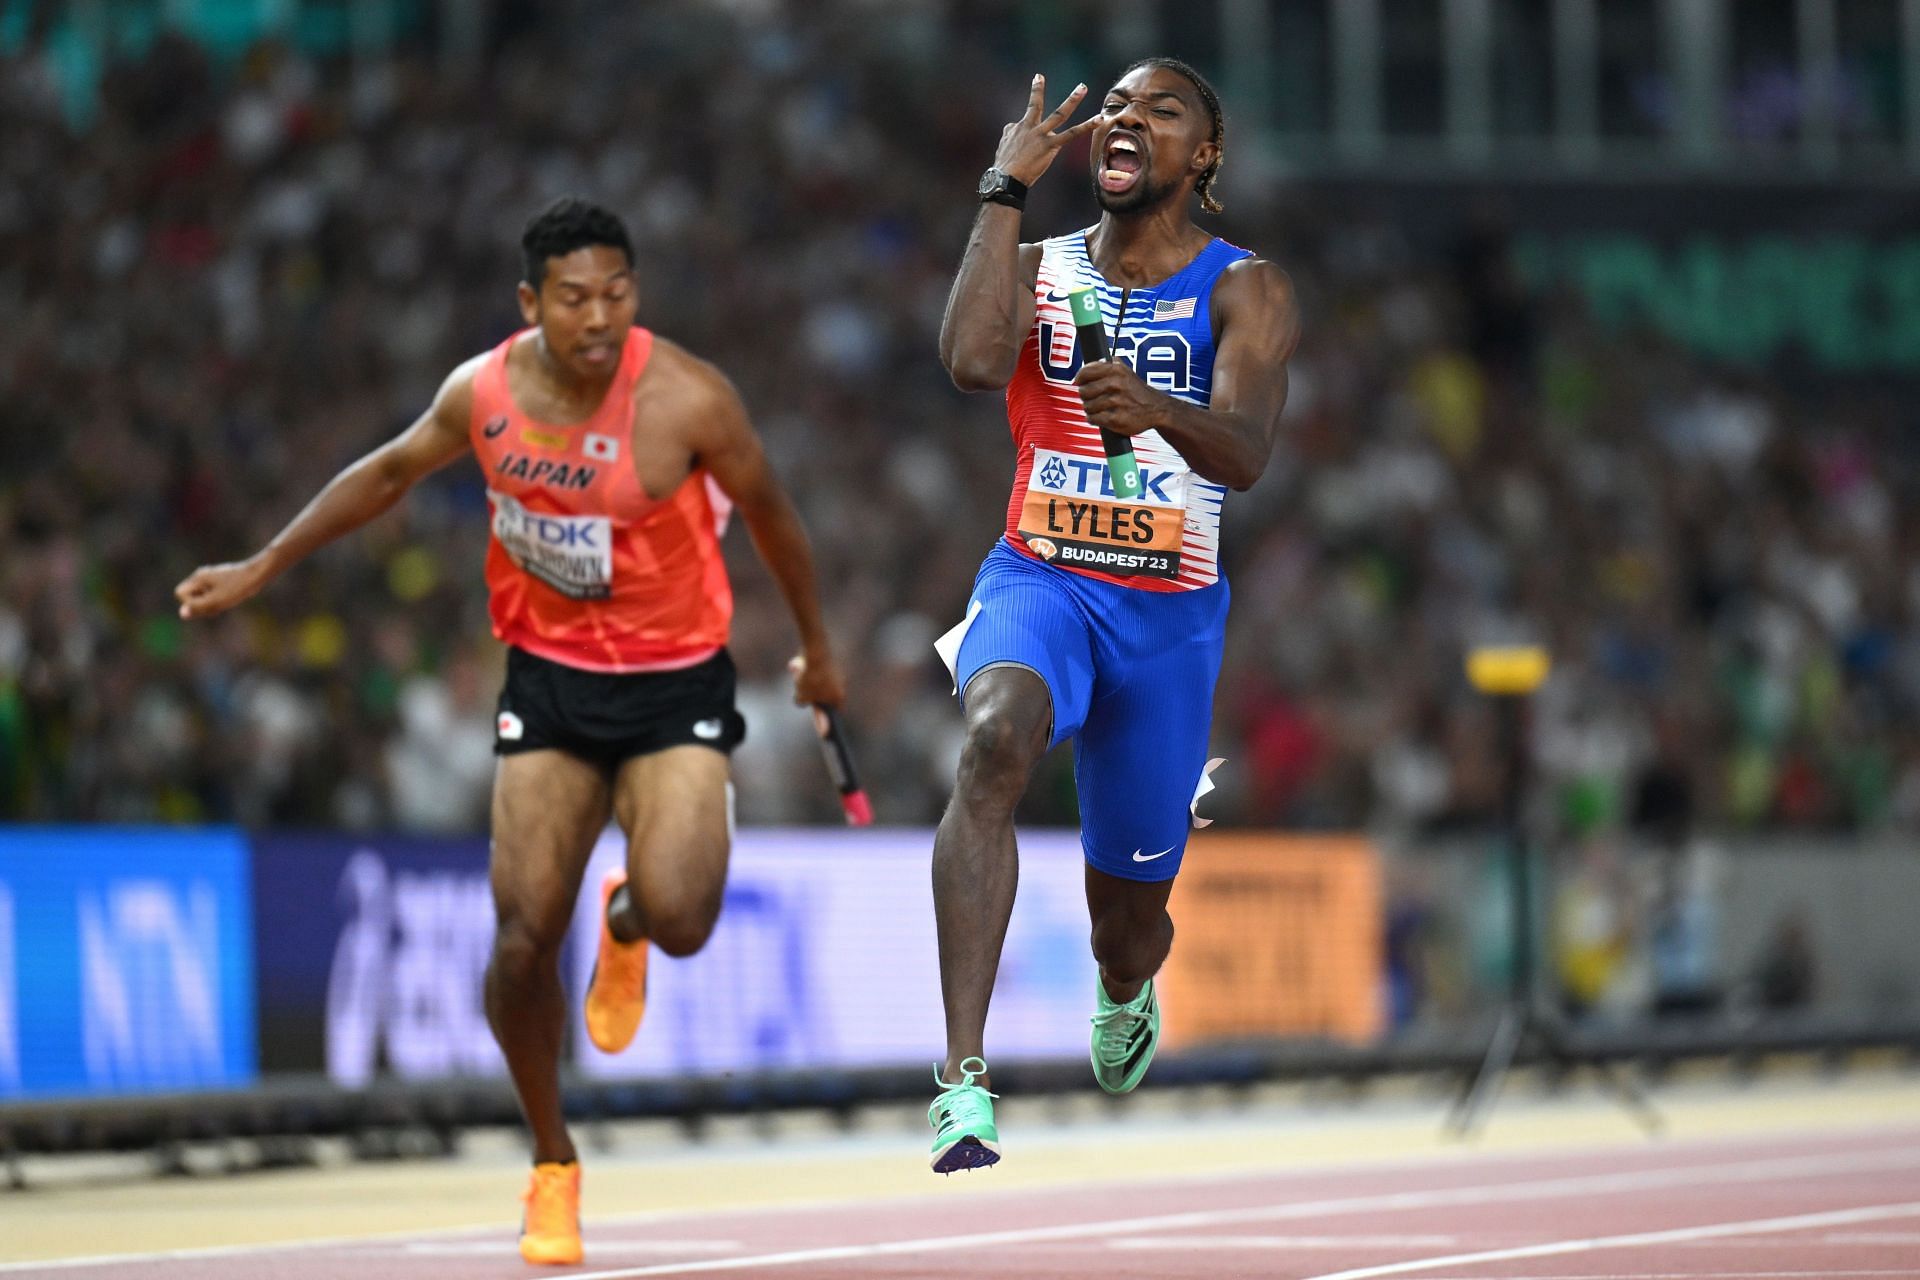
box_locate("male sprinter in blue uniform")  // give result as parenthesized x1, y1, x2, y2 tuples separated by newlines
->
(928, 58, 1300, 1171)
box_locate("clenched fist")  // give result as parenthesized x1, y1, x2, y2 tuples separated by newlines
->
(174, 557, 272, 620)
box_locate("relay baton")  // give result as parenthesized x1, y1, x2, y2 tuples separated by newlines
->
(1066, 286, 1144, 501)
(812, 705, 873, 826)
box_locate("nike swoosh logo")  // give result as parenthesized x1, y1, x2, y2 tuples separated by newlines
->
(1131, 848, 1173, 862)
(1043, 288, 1071, 302)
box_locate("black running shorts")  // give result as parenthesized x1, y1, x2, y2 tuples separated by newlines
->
(494, 646, 748, 767)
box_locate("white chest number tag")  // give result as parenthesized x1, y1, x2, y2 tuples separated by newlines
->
(490, 491, 613, 600)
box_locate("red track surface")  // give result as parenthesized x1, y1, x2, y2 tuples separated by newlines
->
(12, 1126, 1920, 1279)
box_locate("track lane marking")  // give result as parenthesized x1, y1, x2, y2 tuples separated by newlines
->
(1300, 1202, 1920, 1280)
(556, 1146, 1920, 1279)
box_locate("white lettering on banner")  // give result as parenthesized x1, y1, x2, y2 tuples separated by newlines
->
(79, 881, 223, 1088)
(0, 885, 17, 1090)
(388, 872, 497, 1079)
(326, 853, 386, 1087)
(326, 850, 503, 1087)
(489, 490, 613, 600)
(571, 830, 1099, 1079)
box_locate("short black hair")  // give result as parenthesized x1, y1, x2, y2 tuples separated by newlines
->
(1120, 57, 1227, 213)
(521, 197, 634, 288)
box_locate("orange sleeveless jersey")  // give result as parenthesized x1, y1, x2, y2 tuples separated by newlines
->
(469, 327, 734, 673)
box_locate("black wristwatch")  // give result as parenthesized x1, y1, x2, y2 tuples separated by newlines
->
(977, 167, 1028, 210)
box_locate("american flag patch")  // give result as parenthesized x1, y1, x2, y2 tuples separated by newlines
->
(1153, 296, 1197, 321)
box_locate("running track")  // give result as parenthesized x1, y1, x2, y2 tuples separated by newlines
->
(9, 1124, 1920, 1279)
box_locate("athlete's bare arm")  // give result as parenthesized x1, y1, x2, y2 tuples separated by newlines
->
(1073, 258, 1300, 490)
(939, 75, 1098, 391)
(174, 358, 480, 620)
(648, 343, 846, 709)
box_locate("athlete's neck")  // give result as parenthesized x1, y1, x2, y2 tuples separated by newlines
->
(1086, 206, 1211, 289)
(529, 331, 619, 409)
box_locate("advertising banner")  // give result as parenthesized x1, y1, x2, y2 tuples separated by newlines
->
(251, 834, 500, 1086)
(252, 828, 1098, 1086)
(569, 829, 1095, 1078)
(1305, 179, 1920, 375)
(0, 828, 256, 1100)
(1158, 834, 1384, 1048)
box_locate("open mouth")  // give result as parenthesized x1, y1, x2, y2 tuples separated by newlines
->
(1100, 134, 1144, 194)
(579, 343, 617, 366)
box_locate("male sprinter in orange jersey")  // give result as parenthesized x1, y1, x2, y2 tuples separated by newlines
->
(176, 198, 845, 1262)
(927, 60, 1299, 1171)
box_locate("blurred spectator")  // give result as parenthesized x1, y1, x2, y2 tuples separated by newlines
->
(1753, 908, 1819, 1011)
(1551, 835, 1642, 1021)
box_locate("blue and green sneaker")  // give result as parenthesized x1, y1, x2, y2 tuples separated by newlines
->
(1089, 977, 1160, 1094)
(927, 1056, 1001, 1174)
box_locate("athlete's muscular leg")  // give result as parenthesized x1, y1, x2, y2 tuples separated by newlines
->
(933, 666, 1053, 1087)
(607, 746, 732, 957)
(1085, 866, 1175, 1005)
(486, 751, 611, 1164)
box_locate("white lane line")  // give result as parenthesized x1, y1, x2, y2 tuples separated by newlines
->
(398, 1239, 741, 1256)
(1410, 1272, 1920, 1278)
(1111, 1235, 1458, 1249)
(1298, 1201, 1920, 1280)
(555, 1146, 1920, 1280)
(8, 1128, 1917, 1274)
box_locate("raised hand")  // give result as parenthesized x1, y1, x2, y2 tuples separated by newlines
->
(993, 74, 1100, 186)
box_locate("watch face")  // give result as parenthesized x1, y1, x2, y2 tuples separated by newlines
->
(978, 170, 1002, 197)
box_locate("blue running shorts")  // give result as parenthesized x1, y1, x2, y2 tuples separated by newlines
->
(938, 539, 1229, 882)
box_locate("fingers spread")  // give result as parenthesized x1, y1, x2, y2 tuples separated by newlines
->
(1045, 83, 1087, 126)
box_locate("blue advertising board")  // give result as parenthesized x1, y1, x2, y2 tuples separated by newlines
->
(249, 828, 1098, 1087)
(251, 834, 501, 1085)
(0, 828, 256, 1100)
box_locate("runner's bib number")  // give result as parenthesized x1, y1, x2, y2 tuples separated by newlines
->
(1016, 447, 1186, 579)
(489, 491, 613, 599)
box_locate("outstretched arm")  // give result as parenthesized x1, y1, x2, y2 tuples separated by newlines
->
(686, 361, 845, 709)
(939, 74, 1099, 391)
(175, 360, 478, 619)
(1072, 259, 1301, 490)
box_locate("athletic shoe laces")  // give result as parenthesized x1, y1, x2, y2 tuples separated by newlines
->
(928, 1056, 997, 1136)
(1090, 990, 1152, 1066)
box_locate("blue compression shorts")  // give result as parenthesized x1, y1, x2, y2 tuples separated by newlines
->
(941, 539, 1228, 882)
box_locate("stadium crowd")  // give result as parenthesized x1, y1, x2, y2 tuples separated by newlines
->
(4, 5, 1919, 860)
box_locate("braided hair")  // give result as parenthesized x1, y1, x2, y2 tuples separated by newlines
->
(1121, 57, 1226, 214)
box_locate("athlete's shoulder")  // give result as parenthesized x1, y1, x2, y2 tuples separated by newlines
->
(638, 334, 734, 395)
(430, 349, 493, 427)
(447, 347, 494, 390)
(632, 334, 749, 424)
(1213, 255, 1298, 328)
(1217, 252, 1291, 290)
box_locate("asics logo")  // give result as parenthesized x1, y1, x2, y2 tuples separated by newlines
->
(1131, 847, 1173, 863)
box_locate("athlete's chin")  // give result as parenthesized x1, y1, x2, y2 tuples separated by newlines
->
(1092, 178, 1156, 214)
(572, 346, 620, 378)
